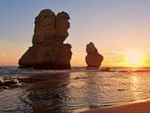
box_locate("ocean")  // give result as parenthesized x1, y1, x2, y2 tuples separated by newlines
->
(0, 66, 150, 113)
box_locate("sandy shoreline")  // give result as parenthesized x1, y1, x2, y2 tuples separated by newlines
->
(81, 100, 150, 113)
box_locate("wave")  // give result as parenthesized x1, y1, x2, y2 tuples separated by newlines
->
(1, 66, 150, 76)
(0, 66, 89, 75)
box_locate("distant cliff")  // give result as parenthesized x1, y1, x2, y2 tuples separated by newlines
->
(19, 9, 72, 69)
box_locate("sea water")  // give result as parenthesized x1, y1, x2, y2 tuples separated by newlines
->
(0, 66, 150, 113)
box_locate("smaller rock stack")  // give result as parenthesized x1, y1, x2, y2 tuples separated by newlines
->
(85, 42, 103, 68)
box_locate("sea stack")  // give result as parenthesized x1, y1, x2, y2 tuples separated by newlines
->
(19, 9, 72, 69)
(86, 42, 103, 69)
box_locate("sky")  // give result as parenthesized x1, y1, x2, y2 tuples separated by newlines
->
(0, 0, 150, 67)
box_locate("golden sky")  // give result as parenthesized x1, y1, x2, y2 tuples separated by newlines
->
(1, 0, 150, 67)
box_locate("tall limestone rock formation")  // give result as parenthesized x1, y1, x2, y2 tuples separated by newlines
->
(86, 42, 103, 68)
(19, 9, 72, 69)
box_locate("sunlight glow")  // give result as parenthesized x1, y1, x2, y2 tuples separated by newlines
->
(124, 49, 144, 67)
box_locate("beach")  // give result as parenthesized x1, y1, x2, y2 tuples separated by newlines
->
(0, 67, 150, 113)
(81, 100, 150, 113)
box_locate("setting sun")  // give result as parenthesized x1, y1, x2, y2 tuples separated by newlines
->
(124, 49, 144, 67)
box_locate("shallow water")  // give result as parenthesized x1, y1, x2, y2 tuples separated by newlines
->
(0, 67, 150, 113)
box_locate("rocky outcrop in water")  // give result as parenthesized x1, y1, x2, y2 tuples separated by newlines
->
(0, 77, 21, 88)
(19, 9, 72, 69)
(86, 42, 103, 68)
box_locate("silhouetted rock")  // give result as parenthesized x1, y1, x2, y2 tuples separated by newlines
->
(86, 42, 103, 68)
(19, 9, 72, 69)
(100, 67, 111, 72)
(56, 11, 70, 42)
(0, 77, 22, 88)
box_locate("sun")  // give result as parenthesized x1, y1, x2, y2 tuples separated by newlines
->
(124, 49, 144, 67)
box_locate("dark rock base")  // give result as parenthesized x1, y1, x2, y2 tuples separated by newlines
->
(19, 63, 71, 70)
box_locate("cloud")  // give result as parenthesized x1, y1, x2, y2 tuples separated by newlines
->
(104, 51, 124, 58)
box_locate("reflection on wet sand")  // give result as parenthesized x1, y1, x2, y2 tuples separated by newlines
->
(25, 73, 70, 113)
(1, 71, 150, 113)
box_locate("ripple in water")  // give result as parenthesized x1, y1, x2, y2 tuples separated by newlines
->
(0, 67, 150, 113)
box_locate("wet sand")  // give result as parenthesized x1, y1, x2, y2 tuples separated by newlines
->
(81, 100, 150, 113)
(1, 67, 150, 113)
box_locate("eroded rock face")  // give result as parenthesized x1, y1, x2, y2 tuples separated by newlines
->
(86, 42, 103, 68)
(19, 9, 72, 69)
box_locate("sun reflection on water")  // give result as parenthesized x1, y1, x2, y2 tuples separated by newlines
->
(130, 75, 141, 101)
